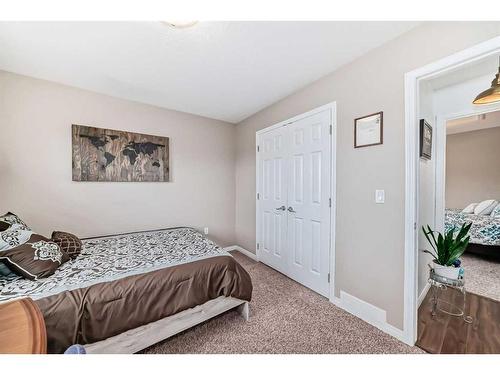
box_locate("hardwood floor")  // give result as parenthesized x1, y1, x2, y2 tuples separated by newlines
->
(417, 287, 500, 353)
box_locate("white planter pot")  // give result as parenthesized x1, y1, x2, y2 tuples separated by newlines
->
(432, 262, 460, 279)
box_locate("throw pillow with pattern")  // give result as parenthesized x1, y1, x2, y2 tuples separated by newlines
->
(0, 212, 31, 232)
(0, 231, 69, 280)
(491, 203, 500, 218)
(51, 231, 82, 259)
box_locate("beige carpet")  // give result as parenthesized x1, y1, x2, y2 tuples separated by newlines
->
(141, 252, 422, 354)
(462, 253, 500, 302)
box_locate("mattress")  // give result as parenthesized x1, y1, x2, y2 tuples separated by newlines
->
(445, 209, 500, 246)
(0, 227, 252, 353)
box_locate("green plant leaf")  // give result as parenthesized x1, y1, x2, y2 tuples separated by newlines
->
(422, 225, 437, 254)
(437, 233, 445, 265)
(422, 222, 471, 266)
(422, 249, 437, 260)
(455, 222, 471, 243)
(448, 235, 470, 265)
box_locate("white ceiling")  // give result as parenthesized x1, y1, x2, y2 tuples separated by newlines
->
(0, 21, 418, 123)
(428, 54, 499, 91)
(447, 110, 500, 135)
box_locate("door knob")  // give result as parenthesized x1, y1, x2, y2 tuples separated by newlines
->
(275, 205, 286, 211)
(287, 206, 296, 213)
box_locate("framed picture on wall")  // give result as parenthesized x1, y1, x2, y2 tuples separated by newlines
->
(72, 124, 170, 182)
(419, 119, 432, 160)
(354, 111, 383, 148)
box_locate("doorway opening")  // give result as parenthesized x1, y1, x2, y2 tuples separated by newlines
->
(442, 112, 500, 300)
(412, 52, 500, 353)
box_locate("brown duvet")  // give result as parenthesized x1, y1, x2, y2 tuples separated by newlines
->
(35, 255, 252, 353)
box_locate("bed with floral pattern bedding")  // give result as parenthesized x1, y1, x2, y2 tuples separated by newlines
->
(445, 209, 500, 246)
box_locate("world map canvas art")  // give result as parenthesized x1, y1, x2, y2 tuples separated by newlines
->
(72, 125, 169, 182)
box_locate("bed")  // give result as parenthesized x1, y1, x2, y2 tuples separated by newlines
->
(445, 209, 500, 257)
(0, 227, 252, 353)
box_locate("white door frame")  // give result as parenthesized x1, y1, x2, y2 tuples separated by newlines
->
(435, 105, 500, 234)
(404, 36, 500, 345)
(256, 101, 337, 300)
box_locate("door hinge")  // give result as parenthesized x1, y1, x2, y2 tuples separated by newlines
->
(257, 193, 260, 200)
(414, 222, 417, 230)
(257, 243, 260, 250)
(329, 125, 332, 135)
(257, 145, 260, 152)
(328, 273, 331, 283)
(329, 198, 332, 207)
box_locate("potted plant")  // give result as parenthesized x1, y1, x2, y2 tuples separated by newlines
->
(422, 222, 472, 279)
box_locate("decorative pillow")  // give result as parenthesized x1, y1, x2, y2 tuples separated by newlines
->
(490, 203, 500, 218)
(0, 228, 33, 251)
(0, 212, 31, 232)
(51, 231, 82, 259)
(462, 203, 478, 214)
(474, 199, 499, 215)
(0, 231, 69, 280)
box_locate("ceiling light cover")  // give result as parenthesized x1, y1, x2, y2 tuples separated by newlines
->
(163, 20, 198, 29)
(473, 57, 500, 105)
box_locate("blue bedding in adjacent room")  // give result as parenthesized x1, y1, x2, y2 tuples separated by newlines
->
(445, 209, 500, 246)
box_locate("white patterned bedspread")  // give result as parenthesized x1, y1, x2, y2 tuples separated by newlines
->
(0, 227, 229, 302)
(445, 209, 500, 246)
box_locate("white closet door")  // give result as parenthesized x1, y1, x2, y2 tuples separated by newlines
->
(258, 125, 289, 273)
(286, 110, 331, 297)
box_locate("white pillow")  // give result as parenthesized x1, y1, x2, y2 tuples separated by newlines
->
(474, 199, 499, 215)
(462, 203, 478, 214)
(490, 203, 500, 218)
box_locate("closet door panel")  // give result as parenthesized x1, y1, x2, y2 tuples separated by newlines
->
(286, 110, 331, 297)
(258, 126, 289, 273)
(258, 108, 331, 298)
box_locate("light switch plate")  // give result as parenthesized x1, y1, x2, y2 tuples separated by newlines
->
(375, 190, 385, 204)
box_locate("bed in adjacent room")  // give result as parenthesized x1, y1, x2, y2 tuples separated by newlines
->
(445, 208, 500, 256)
(0, 226, 252, 354)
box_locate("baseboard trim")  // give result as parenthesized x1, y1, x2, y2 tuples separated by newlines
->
(418, 282, 431, 308)
(223, 245, 258, 261)
(331, 290, 408, 344)
(226, 247, 409, 344)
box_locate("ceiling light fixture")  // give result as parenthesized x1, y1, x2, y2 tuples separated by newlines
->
(162, 20, 198, 29)
(473, 56, 500, 105)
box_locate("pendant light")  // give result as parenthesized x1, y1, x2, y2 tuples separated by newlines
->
(473, 56, 500, 105)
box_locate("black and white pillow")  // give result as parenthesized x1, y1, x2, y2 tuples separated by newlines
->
(0, 212, 31, 232)
(0, 231, 69, 280)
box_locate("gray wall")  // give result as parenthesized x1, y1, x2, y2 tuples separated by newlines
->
(0, 71, 237, 246)
(234, 22, 500, 328)
(446, 127, 500, 209)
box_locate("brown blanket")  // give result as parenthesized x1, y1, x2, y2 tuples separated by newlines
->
(35, 255, 252, 353)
